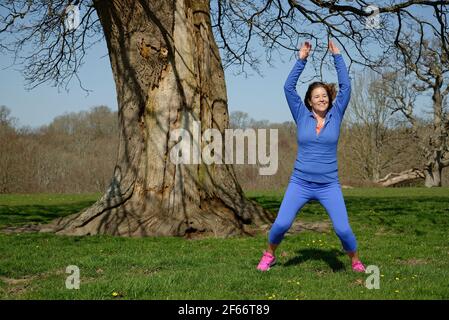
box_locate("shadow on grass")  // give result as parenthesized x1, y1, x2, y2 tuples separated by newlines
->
(250, 193, 449, 235)
(247, 196, 281, 213)
(283, 248, 346, 272)
(2, 193, 449, 235)
(247, 196, 326, 215)
(0, 201, 96, 227)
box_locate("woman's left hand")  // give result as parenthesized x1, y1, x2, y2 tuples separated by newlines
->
(328, 40, 340, 55)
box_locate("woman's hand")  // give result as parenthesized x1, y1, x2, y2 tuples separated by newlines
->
(328, 40, 340, 55)
(298, 41, 312, 60)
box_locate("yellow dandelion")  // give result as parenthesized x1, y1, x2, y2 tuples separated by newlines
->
(395, 277, 400, 280)
(395, 290, 400, 293)
(112, 292, 119, 297)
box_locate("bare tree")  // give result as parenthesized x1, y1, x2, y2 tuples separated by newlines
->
(379, 37, 449, 187)
(0, 106, 18, 193)
(1, 0, 276, 237)
(212, 1, 449, 77)
(230, 111, 251, 129)
(346, 71, 404, 182)
(1, 0, 449, 236)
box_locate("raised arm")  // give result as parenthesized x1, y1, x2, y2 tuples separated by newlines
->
(284, 42, 310, 123)
(329, 40, 351, 116)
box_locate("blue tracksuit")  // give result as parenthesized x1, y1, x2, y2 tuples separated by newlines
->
(268, 54, 357, 252)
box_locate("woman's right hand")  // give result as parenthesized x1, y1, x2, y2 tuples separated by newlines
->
(298, 41, 312, 60)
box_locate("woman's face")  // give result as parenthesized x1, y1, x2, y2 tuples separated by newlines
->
(308, 87, 329, 114)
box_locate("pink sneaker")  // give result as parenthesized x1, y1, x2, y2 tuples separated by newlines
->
(352, 260, 366, 272)
(257, 251, 276, 271)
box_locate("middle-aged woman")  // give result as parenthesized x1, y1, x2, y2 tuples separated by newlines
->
(257, 40, 366, 273)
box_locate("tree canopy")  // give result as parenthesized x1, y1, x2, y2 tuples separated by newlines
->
(1, 0, 448, 88)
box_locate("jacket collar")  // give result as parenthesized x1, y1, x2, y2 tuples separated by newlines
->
(308, 107, 334, 122)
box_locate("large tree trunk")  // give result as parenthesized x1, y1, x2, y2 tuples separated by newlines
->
(424, 79, 446, 187)
(381, 74, 449, 188)
(424, 166, 442, 187)
(40, 0, 274, 237)
(424, 152, 443, 188)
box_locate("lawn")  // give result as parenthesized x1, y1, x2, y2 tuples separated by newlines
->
(0, 189, 448, 299)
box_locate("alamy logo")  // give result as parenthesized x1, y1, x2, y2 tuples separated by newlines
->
(364, 5, 380, 29)
(169, 120, 278, 175)
(65, 265, 80, 289)
(365, 265, 380, 289)
(64, 5, 80, 31)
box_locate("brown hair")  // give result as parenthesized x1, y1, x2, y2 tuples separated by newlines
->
(304, 82, 337, 111)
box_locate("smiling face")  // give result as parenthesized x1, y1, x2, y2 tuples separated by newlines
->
(308, 86, 329, 114)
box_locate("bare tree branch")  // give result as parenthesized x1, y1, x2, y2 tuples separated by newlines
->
(0, 0, 102, 91)
(211, 0, 449, 80)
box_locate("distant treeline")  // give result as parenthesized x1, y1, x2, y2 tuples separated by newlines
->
(1, 105, 118, 193)
(0, 105, 447, 194)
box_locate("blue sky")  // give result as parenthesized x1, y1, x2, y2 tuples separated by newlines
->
(0, 3, 436, 128)
(0, 39, 323, 128)
(0, 43, 117, 128)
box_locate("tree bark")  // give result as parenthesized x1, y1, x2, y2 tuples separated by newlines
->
(424, 152, 443, 187)
(377, 168, 425, 187)
(40, 0, 274, 237)
(424, 80, 446, 187)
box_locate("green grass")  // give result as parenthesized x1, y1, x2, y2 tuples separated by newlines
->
(0, 189, 448, 300)
(0, 193, 100, 226)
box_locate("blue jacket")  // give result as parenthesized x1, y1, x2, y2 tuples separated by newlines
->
(284, 54, 351, 183)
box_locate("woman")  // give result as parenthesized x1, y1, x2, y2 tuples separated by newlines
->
(257, 40, 365, 272)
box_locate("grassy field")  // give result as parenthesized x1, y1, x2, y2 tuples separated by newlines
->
(0, 188, 448, 300)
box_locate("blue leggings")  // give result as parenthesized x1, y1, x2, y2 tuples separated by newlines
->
(268, 174, 357, 252)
